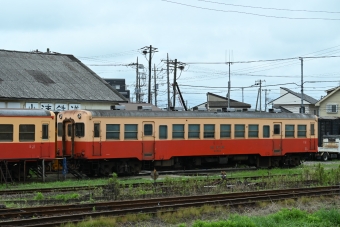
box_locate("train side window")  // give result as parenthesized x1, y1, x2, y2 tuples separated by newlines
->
(285, 125, 295, 138)
(204, 124, 215, 138)
(235, 124, 245, 138)
(263, 125, 270, 138)
(274, 124, 280, 135)
(106, 124, 120, 139)
(310, 123, 315, 135)
(248, 124, 258, 138)
(0, 124, 13, 141)
(220, 124, 231, 138)
(42, 124, 49, 139)
(173, 124, 184, 139)
(144, 124, 153, 136)
(159, 125, 167, 139)
(75, 123, 85, 137)
(19, 124, 35, 141)
(57, 123, 63, 137)
(188, 124, 200, 138)
(125, 124, 138, 139)
(298, 125, 307, 137)
(67, 124, 71, 136)
(94, 123, 100, 138)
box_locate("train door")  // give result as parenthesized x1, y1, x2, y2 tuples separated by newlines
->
(93, 122, 101, 156)
(142, 122, 155, 160)
(310, 122, 316, 150)
(62, 119, 75, 157)
(41, 122, 50, 158)
(272, 123, 282, 155)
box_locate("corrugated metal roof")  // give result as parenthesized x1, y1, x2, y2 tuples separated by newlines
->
(85, 110, 316, 120)
(0, 49, 127, 102)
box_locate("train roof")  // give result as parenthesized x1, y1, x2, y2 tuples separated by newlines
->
(0, 109, 54, 117)
(81, 110, 317, 120)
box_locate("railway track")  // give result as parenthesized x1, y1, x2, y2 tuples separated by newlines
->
(1, 185, 339, 226)
(0, 173, 300, 196)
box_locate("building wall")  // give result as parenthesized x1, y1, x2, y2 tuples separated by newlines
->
(207, 94, 226, 102)
(318, 91, 340, 117)
(0, 100, 115, 111)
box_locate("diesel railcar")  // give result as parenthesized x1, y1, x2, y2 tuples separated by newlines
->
(0, 109, 56, 180)
(57, 110, 318, 176)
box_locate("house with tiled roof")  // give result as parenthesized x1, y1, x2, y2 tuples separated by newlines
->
(191, 92, 251, 111)
(0, 49, 127, 111)
(268, 87, 318, 114)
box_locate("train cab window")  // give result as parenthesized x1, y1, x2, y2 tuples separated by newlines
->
(298, 125, 307, 137)
(106, 124, 120, 139)
(173, 124, 184, 139)
(67, 124, 72, 136)
(220, 124, 231, 138)
(42, 124, 49, 140)
(159, 125, 168, 139)
(75, 123, 85, 137)
(19, 124, 35, 141)
(204, 124, 215, 138)
(310, 123, 315, 136)
(248, 124, 259, 138)
(144, 124, 153, 136)
(285, 125, 295, 138)
(263, 125, 270, 138)
(124, 124, 138, 139)
(235, 124, 245, 138)
(274, 124, 280, 135)
(57, 123, 63, 137)
(0, 124, 13, 141)
(188, 124, 200, 139)
(94, 123, 100, 138)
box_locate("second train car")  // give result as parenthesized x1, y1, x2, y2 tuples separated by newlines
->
(57, 110, 318, 176)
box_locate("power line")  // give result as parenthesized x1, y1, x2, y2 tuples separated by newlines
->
(161, 0, 340, 20)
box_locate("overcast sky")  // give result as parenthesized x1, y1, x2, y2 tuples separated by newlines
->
(2, 0, 340, 109)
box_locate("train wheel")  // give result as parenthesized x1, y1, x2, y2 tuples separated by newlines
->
(322, 153, 329, 161)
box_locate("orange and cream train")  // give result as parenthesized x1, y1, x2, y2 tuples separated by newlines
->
(56, 110, 318, 176)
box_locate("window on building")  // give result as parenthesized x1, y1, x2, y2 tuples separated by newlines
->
(125, 124, 138, 139)
(235, 124, 245, 138)
(326, 104, 338, 113)
(173, 124, 184, 139)
(298, 125, 307, 137)
(248, 124, 259, 138)
(19, 124, 35, 141)
(94, 123, 100, 138)
(42, 124, 49, 140)
(220, 124, 231, 138)
(159, 125, 167, 139)
(115, 85, 120, 90)
(204, 124, 215, 138)
(0, 124, 13, 141)
(285, 125, 295, 137)
(106, 124, 120, 139)
(263, 125, 270, 138)
(188, 124, 200, 138)
(144, 124, 153, 136)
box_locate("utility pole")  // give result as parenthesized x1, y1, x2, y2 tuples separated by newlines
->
(227, 62, 232, 109)
(141, 45, 158, 104)
(135, 57, 139, 103)
(167, 54, 170, 111)
(255, 80, 265, 112)
(262, 89, 271, 112)
(154, 64, 157, 107)
(299, 57, 305, 113)
(173, 59, 177, 109)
